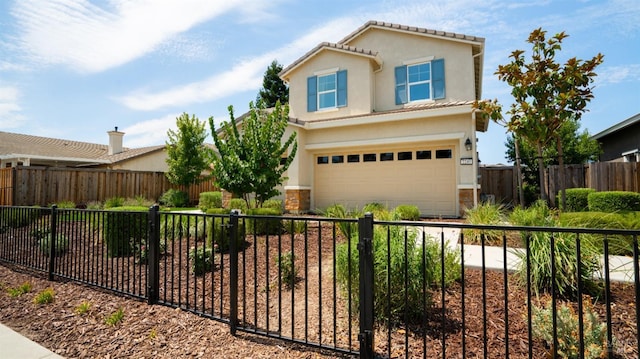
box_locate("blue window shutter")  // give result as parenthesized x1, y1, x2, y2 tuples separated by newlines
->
(307, 76, 317, 112)
(432, 59, 445, 99)
(337, 70, 347, 107)
(395, 65, 407, 105)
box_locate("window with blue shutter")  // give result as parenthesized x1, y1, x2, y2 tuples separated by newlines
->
(307, 76, 317, 112)
(307, 69, 348, 112)
(337, 70, 347, 107)
(395, 59, 446, 104)
(432, 59, 445, 99)
(395, 65, 407, 105)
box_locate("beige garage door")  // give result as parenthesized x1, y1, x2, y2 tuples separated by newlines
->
(314, 146, 457, 216)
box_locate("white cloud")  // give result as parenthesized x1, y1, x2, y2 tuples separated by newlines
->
(121, 113, 178, 148)
(117, 17, 360, 111)
(596, 64, 640, 85)
(10, 0, 251, 73)
(0, 85, 25, 128)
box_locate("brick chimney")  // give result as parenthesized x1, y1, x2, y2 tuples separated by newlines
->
(107, 126, 124, 155)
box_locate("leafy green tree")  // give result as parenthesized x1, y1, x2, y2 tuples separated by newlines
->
(475, 28, 603, 208)
(209, 101, 297, 208)
(256, 60, 288, 107)
(165, 113, 211, 186)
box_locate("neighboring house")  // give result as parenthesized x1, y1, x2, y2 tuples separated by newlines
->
(0, 128, 168, 172)
(591, 113, 640, 162)
(277, 21, 488, 217)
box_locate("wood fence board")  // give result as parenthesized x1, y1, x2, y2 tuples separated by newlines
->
(0, 166, 216, 206)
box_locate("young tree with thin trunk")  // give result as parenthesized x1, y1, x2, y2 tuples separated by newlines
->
(209, 101, 297, 208)
(475, 28, 603, 208)
(165, 113, 211, 186)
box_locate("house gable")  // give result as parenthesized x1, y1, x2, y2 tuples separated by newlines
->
(281, 21, 484, 124)
(592, 113, 640, 162)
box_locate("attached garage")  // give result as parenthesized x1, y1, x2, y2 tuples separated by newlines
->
(313, 144, 457, 216)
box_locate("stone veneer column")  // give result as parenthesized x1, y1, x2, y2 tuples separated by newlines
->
(221, 189, 234, 208)
(285, 188, 311, 214)
(458, 188, 480, 216)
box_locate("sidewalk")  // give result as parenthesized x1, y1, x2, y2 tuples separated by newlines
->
(0, 323, 64, 359)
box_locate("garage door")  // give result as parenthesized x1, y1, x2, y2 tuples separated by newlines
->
(314, 146, 457, 216)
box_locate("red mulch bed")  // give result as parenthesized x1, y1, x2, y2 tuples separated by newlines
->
(0, 216, 638, 358)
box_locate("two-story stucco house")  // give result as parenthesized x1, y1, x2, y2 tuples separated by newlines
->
(278, 21, 488, 217)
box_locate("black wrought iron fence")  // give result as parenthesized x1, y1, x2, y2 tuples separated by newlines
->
(1, 205, 639, 358)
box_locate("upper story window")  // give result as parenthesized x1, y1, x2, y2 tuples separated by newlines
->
(395, 58, 445, 105)
(307, 69, 347, 112)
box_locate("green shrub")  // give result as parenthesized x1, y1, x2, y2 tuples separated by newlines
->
(55, 201, 76, 209)
(188, 246, 214, 275)
(245, 208, 282, 235)
(509, 200, 558, 227)
(33, 288, 55, 305)
(104, 196, 125, 209)
(322, 204, 361, 239)
(262, 199, 283, 211)
(276, 251, 297, 289)
(103, 207, 147, 257)
(558, 188, 595, 212)
(336, 226, 460, 323)
(124, 196, 154, 207)
(588, 191, 640, 212)
(159, 189, 189, 208)
(159, 213, 206, 240)
(532, 300, 614, 359)
(559, 211, 633, 255)
(0, 207, 40, 228)
(393, 205, 420, 221)
(205, 213, 244, 252)
(39, 233, 69, 257)
(86, 201, 103, 210)
(227, 198, 248, 213)
(363, 202, 388, 217)
(198, 191, 223, 212)
(515, 229, 601, 298)
(464, 202, 507, 244)
(105, 308, 125, 326)
(75, 301, 92, 315)
(7, 282, 32, 297)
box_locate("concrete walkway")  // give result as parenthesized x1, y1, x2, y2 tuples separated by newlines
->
(0, 323, 63, 359)
(421, 225, 638, 283)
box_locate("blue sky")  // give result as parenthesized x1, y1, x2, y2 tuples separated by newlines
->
(0, 0, 638, 165)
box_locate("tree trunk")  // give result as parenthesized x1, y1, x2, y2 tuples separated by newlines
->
(536, 143, 548, 203)
(556, 136, 567, 211)
(514, 137, 525, 206)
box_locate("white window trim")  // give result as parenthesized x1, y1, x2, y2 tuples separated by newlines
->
(403, 55, 434, 65)
(317, 72, 337, 110)
(314, 67, 340, 76)
(407, 62, 433, 103)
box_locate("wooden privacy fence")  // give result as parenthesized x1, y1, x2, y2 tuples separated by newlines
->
(480, 162, 640, 207)
(0, 166, 216, 206)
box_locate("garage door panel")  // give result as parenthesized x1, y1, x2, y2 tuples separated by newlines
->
(314, 147, 457, 216)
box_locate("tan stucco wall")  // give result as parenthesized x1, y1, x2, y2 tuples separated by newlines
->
(344, 28, 477, 110)
(287, 51, 374, 121)
(284, 110, 478, 192)
(110, 150, 169, 172)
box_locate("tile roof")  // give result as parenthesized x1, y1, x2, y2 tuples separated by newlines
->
(0, 131, 164, 166)
(338, 20, 485, 45)
(279, 41, 382, 78)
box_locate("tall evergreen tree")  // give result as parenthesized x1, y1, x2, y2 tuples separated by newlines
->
(256, 60, 289, 107)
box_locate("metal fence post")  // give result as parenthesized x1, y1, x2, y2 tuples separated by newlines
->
(228, 210, 239, 336)
(48, 205, 57, 281)
(358, 212, 374, 359)
(147, 204, 160, 305)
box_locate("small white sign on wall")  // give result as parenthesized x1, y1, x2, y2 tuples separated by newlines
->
(460, 157, 473, 165)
